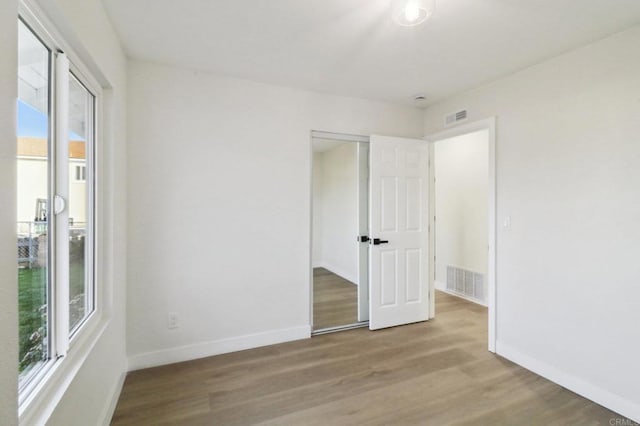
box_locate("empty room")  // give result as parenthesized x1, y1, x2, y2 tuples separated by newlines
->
(1, 0, 639, 425)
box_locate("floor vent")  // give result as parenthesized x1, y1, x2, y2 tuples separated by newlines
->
(446, 265, 485, 303)
(445, 109, 468, 126)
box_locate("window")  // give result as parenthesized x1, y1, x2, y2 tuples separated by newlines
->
(73, 165, 86, 182)
(17, 15, 98, 402)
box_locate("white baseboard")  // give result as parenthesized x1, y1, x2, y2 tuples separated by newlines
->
(436, 286, 488, 307)
(100, 371, 126, 425)
(313, 261, 358, 285)
(127, 325, 311, 371)
(496, 341, 640, 423)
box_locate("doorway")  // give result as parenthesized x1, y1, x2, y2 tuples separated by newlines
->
(433, 129, 489, 304)
(428, 118, 496, 352)
(308, 123, 495, 344)
(311, 131, 369, 334)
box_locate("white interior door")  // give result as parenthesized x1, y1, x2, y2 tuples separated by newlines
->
(369, 135, 429, 330)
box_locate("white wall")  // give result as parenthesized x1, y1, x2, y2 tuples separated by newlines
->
(127, 60, 423, 369)
(434, 130, 488, 296)
(0, 1, 18, 423)
(312, 143, 359, 284)
(425, 25, 640, 422)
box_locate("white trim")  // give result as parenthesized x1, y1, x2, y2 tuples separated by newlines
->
(427, 143, 435, 319)
(496, 341, 640, 424)
(19, 316, 108, 424)
(312, 262, 358, 285)
(426, 117, 497, 353)
(308, 133, 314, 331)
(99, 371, 126, 426)
(127, 326, 311, 371)
(54, 51, 70, 357)
(436, 287, 488, 307)
(311, 130, 370, 143)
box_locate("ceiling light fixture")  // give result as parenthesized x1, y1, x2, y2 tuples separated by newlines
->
(391, 0, 435, 27)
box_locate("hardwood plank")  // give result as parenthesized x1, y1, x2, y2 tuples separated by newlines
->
(111, 291, 629, 425)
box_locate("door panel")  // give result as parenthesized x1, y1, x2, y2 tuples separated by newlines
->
(381, 177, 397, 231)
(369, 135, 429, 330)
(380, 250, 397, 306)
(405, 248, 421, 303)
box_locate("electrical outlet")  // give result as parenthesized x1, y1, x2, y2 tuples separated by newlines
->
(167, 312, 179, 329)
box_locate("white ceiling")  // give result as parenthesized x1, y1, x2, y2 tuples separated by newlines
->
(102, 0, 640, 106)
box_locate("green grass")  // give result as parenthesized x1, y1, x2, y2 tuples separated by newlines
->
(18, 261, 86, 374)
(18, 266, 47, 374)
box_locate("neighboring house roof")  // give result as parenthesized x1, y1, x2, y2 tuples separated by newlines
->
(17, 99, 86, 159)
(17, 137, 86, 159)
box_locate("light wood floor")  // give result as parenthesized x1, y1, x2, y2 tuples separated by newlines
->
(111, 291, 626, 425)
(313, 268, 358, 330)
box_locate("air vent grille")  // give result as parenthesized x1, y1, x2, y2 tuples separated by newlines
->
(445, 265, 485, 303)
(446, 266, 455, 291)
(445, 109, 468, 126)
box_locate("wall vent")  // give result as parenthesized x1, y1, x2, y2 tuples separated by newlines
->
(473, 273, 484, 300)
(446, 266, 455, 291)
(445, 265, 485, 303)
(444, 109, 468, 126)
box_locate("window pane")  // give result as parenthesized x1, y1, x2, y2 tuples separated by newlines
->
(17, 20, 50, 383)
(68, 74, 94, 332)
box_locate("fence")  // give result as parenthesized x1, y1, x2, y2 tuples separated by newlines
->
(17, 221, 45, 268)
(18, 221, 86, 268)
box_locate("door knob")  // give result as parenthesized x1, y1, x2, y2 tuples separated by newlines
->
(372, 238, 389, 245)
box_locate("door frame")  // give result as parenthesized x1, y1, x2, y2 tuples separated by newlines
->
(425, 117, 497, 353)
(309, 130, 370, 334)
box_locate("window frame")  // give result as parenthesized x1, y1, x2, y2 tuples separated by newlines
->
(66, 67, 97, 338)
(16, 15, 54, 394)
(18, 0, 107, 421)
